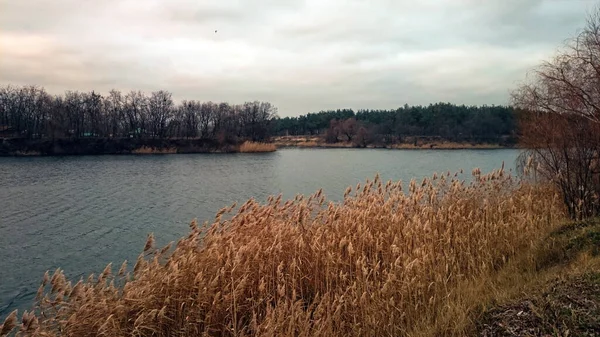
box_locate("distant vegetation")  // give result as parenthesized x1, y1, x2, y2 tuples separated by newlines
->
(0, 86, 276, 144)
(273, 104, 518, 147)
(6, 5, 600, 336)
(513, 10, 600, 219)
(0, 85, 518, 154)
(238, 141, 277, 153)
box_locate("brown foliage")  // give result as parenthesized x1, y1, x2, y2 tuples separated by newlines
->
(325, 120, 341, 143)
(326, 118, 374, 146)
(4, 169, 565, 336)
(518, 112, 600, 218)
(238, 141, 277, 153)
(513, 10, 600, 123)
(353, 126, 369, 148)
(131, 146, 178, 154)
(341, 118, 358, 141)
(513, 8, 600, 219)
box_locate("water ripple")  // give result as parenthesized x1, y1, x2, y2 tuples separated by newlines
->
(0, 149, 520, 317)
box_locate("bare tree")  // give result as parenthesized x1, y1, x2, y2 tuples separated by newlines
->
(64, 91, 85, 137)
(124, 91, 147, 138)
(0, 84, 280, 146)
(104, 90, 125, 138)
(148, 91, 174, 139)
(175, 100, 194, 138)
(325, 119, 341, 143)
(199, 102, 215, 138)
(355, 126, 369, 147)
(83, 91, 103, 137)
(514, 8, 600, 219)
(341, 118, 358, 141)
(212, 102, 231, 140)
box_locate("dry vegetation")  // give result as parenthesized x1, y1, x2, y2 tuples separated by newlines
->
(476, 219, 600, 336)
(386, 142, 505, 150)
(132, 146, 178, 155)
(512, 9, 600, 220)
(238, 141, 277, 153)
(271, 136, 507, 150)
(0, 166, 566, 336)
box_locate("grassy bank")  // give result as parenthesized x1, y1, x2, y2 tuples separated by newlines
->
(272, 136, 512, 150)
(474, 219, 600, 336)
(0, 168, 568, 336)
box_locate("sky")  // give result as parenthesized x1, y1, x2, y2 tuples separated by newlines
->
(0, 0, 597, 117)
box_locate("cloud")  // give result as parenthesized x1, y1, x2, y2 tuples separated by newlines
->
(0, 0, 596, 116)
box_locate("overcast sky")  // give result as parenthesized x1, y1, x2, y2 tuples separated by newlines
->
(0, 0, 596, 116)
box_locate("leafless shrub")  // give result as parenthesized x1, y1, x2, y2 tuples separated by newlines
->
(513, 7, 600, 219)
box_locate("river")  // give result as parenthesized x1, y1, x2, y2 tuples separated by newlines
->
(0, 148, 520, 317)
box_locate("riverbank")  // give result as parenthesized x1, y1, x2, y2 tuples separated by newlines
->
(474, 219, 600, 336)
(0, 138, 276, 156)
(272, 135, 515, 150)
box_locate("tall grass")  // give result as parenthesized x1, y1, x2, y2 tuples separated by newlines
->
(238, 141, 277, 153)
(1, 168, 564, 336)
(132, 146, 177, 154)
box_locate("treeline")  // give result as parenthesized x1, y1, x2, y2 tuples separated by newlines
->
(1, 85, 519, 146)
(0, 85, 277, 143)
(273, 103, 518, 145)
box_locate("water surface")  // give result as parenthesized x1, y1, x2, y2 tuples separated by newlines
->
(0, 148, 519, 316)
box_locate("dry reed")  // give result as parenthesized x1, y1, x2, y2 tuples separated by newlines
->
(1, 168, 565, 337)
(238, 141, 277, 153)
(132, 146, 177, 154)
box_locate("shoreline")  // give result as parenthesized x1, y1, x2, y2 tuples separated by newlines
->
(0, 137, 516, 157)
(272, 140, 516, 150)
(271, 135, 517, 150)
(274, 143, 513, 150)
(0, 138, 275, 157)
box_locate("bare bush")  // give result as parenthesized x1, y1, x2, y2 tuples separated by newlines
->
(514, 8, 600, 219)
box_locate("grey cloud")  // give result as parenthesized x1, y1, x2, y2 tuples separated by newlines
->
(456, 0, 589, 46)
(163, 0, 303, 23)
(0, 0, 597, 116)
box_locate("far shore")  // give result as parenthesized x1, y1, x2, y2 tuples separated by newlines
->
(0, 138, 275, 157)
(272, 136, 516, 150)
(0, 136, 516, 157)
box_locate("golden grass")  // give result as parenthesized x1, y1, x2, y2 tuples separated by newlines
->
(1, 168, 566, 336)
(294, 141, 320, 147)
(238, 141, 277, 153)
(412, 218, 600, 336)
(132, 146, 177, 154)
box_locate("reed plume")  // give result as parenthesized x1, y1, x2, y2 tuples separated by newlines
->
(5, 168, 564, 336)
